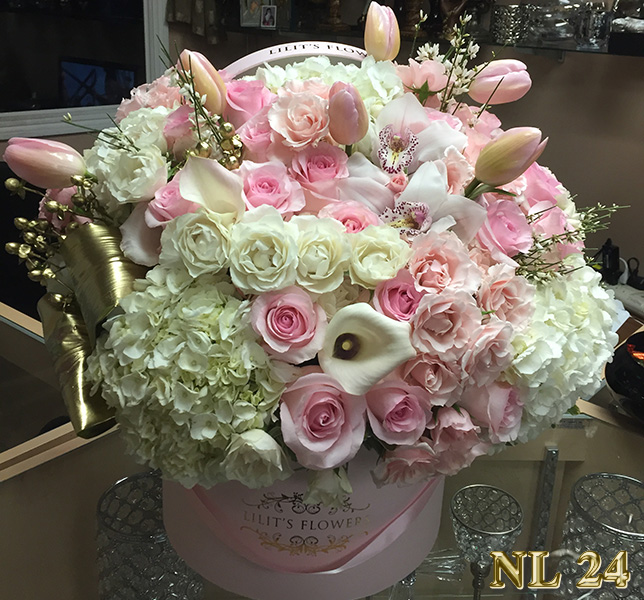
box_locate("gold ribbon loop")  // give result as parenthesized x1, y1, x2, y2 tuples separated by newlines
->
(38, 293, 116, 439)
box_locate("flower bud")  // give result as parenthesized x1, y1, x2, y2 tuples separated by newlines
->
(328, 82, 369, 145)
(3, 138, 86, 189)
(468, 59, 532, 106)
(178, 49, 227, 116)
(475, 127, 548, 186)
(364, 2, 400, 62)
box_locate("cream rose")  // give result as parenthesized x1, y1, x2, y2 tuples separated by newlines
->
(228, 205, 298, 293)
(348, 225, 412, 289)
(291, 215, 350, 294)
(268, 91, 329, 149)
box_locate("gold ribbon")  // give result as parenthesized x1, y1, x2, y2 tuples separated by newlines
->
(38, 294, 116, 439)
(59, 224, 148, 346)
(38, 224, 149, 438)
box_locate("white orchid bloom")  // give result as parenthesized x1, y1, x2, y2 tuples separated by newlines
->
(179, 156, 245, 218)
(319, 303, 416, 395)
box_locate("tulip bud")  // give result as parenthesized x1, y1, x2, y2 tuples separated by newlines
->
(328, 82, 370, 146)
(3, 138, 86, 189)
(468, 59, 532, 106)
(475, 127, 548, 187)
(364, 2, 400, 62)
(178, 49, 227, 116)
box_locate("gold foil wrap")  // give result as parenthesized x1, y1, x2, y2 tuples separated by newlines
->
(38, 294, 116, 439)
(59, 224, 148, 346)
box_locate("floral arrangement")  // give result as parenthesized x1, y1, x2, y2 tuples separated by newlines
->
(4, 7, 621, 504)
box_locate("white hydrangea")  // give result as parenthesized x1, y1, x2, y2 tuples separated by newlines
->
(504, 257, 620, 443)
(86, 266, 288, 488)
(119, 106, 173, 152)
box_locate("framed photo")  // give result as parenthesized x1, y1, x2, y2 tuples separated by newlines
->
(260, 4, 277, 29)
(240, 0, 261, 27)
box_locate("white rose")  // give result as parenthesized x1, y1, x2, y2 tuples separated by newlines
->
(221, 430, 293, 488)
(349, 225, 412, 289)
(160, 210, 233, 277)
(315, 278, 370, 319)
(291, 215, 350, 294)
(228, 205, 298, 293)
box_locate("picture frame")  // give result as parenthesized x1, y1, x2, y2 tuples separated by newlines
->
(260, 4, 277, 29)
(240, 0, 261, 27)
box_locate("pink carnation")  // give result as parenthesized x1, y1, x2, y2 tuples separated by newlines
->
(280, 372, 366, 470)
(371, 439, 438, 488)
(409, 231, 482, 294)
(410, 290, 482, 360)
(427, 407, 490, 476)
(116, 75, 182, 121)
(460, 382, 524, 444)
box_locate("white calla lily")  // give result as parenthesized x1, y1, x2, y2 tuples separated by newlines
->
(319, 303, 416, 395)
(179, 156, 245, 218)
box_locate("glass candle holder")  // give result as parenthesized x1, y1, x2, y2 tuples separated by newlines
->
(96, 470, 204, 600)
(558, 473, 644, 599)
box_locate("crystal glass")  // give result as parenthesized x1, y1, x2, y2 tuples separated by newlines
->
(576, 1, 612, 50)
(490, 5, 532, 44)
(558, 473, 644, 599)
(450, 484, 523, 600)
(96, 470, 204, 600)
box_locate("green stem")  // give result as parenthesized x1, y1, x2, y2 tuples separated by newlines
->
(345, 144, 353, 157)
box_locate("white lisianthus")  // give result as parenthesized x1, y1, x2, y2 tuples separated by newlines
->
(228, 205, 298, 294)
(119, 106, 173, 152)
(291, 215, 350, 294)
(304, 467, 353, 509)
(222, 430, 293, 488)
(159, 210, 233, 277)
(348, 225, 412, 289)
(84, 141, 167, 205)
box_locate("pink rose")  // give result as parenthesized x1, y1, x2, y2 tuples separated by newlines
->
(459, 316, 513, 386)
(427, 407, 490, 475)
(318, 200, 381, 233)
(164, 104, 196, 158)
(116, 74, 182, 121)
(387, 172, 408, 194)
(291, 142, 349, 184)
(373, 269, 425, 321)
(38, 187, 91, 231)
(225, 80, 276, 130)
(283, 78, 331, 99)
(250, 286, 326, 364)
(280, 372, 366, 470)
(268, 92, 329, 150)
(476, 199, 533, 262)
(239, 161, 305, 215)
(410, 290, 482, 360)
(371, 438, 438, 488)
(409, 231, 482, 294)
(396, 59, 448, 108)
(477, 263, 535, 331)
(460, 382, 524, 444)
(366, 380, 429, 445)
(145, 174, 199, 228)
(238, 107, 272, 162)
(400, 353, 462, 408)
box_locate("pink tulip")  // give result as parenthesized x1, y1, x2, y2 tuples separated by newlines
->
(327, 82, 369, 145)
(3, 138, 86, 189)
(364, 2, 400, 62)
(177, 49, 227, 116)
(468, 59, 532, 106)
(475, 127, 548, 187)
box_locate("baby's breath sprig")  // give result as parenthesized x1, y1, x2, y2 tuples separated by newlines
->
(409, 10, 428, 60)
